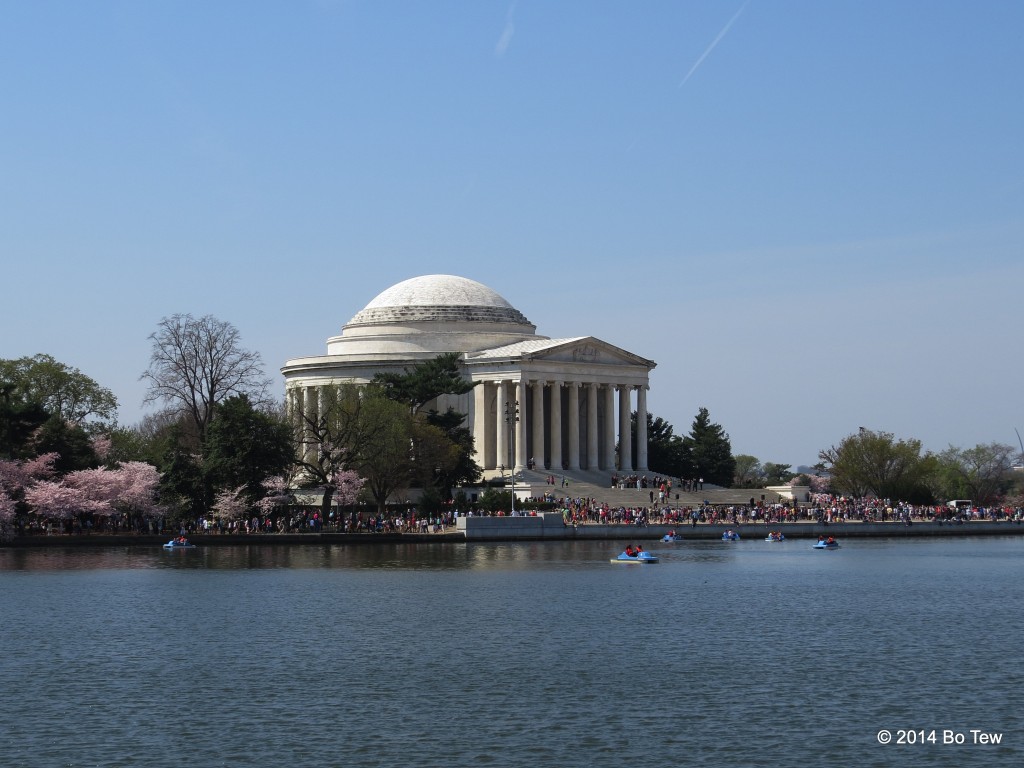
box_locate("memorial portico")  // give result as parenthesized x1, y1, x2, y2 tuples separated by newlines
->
(282, 275, 656, 475)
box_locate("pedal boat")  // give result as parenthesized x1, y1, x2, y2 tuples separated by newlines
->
(611, 551, 659, 564)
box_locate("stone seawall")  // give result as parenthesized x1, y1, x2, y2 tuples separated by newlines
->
(457, 515, 1024, 541)
(5, 518, 1021, 547)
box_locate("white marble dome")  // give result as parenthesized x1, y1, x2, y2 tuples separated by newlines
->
(323, 275, 540, 359)
(347, 275, 533, 328)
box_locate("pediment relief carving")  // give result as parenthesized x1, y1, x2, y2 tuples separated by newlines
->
(572, 343, 599, 363)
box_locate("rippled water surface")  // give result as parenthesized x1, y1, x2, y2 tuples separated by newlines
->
(2, 537, 1022, 767)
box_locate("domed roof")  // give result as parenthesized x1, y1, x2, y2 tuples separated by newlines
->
(347, 275, 533, 327)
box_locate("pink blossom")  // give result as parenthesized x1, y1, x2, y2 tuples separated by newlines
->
(0, 492, 15, 523)
(0, 453, 58, 495)
(212, 486, 249, 522)
(110, 462, 162, 518)
(91, 434, 113, 461)
(255, 475, 292, 512)
(25, 481, 108, 519)
(332, 469, 365, 506)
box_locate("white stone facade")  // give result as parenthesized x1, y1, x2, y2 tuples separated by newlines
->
(281, 275, 656, 473)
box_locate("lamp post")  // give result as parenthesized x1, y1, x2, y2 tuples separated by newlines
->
(505, 398, 519, 515)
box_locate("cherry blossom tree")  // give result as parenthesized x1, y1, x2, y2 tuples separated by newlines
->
(0, 453, 58, 534)
(255, 475, 293, 514)
(0, 452, 57, 497)
(0, 493, 15, 524)
(111, 462, 162, 519)
(0, 491, 18, 542)
(211, 485, 249, 525)
(333, 469, 365, 507)
(25, 480, 107, 521)
(6, 455, 163, 533)
(91, 433, 113, 464)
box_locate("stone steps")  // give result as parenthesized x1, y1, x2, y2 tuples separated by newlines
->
(485, 468, 782, 508)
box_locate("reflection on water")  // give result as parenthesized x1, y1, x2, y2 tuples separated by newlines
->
(1, 537, 1022, 768)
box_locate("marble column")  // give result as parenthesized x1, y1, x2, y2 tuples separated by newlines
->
(586, 383, 599, 470)
(636, 385, 649, 472)
(566, 382, 580, 471)
(303, 384, 320, 464)
(602, 384, 616, 470)
(549, 380, 562, 471)
(619, 385, 632, 472)
(495, 380, 508, 472)
(531, 379, 545, 471)
(473, 381, 488, 469)
(515, 379, 528, 472)
(292, 386, 305, 438)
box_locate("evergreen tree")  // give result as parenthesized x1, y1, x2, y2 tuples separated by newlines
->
(372, 351, 477, 414)
(684, 407, 736, 487)
(631, 412, 693, 478)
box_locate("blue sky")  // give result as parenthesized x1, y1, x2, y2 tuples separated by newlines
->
(3, 1, 1022, 467)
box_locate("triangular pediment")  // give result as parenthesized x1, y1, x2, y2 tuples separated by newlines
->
(464, 336, 654, 369)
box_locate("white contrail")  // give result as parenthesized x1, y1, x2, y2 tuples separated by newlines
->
(679, 1, 748, 87)
(495, 3, 516, 57)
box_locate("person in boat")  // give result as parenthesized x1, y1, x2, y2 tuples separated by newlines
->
(827, 536, 836, 544)
(818, 535, 825, 543)
(636, 545, 645, 556)
(625, 545, 636, 557)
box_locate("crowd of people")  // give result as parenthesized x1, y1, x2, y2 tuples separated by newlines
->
(19, 489, 1024, 540)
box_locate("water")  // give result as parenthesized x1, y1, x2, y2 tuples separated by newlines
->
(1, 537, 1021, 767)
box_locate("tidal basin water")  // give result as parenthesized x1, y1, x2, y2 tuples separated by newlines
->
(1, 537, 1021, 768)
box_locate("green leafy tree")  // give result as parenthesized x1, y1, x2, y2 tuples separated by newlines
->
(156, 424, 207, 520)
(0, 354, 117, 432)
(819, 429, 936, 502)
(426, 407, 482, 495)
(684, 407, 736, 487)
(478, 487, 514, 514)
(30, 416, 99, 474)
(353, 394, 459, 515)
(0, 382, 50, 460)
(103, 425, 158, 467)
(417, 485, 447, 517)
(732, 455, 764, 487)
(373, 353, 482, 489)
(203, 395, 294, 506)
(935, 442, 1016, 505)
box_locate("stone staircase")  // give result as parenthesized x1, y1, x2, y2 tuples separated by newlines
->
(482, 468, 781, 508)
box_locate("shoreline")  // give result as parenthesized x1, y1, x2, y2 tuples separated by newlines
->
(3, 518, 1022, 548)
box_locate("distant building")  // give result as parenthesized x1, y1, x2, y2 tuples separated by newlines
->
(281, 275, 655, 473)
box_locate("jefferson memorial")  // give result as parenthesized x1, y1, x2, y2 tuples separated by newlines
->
(281, 275, 656, 474)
